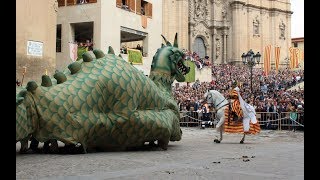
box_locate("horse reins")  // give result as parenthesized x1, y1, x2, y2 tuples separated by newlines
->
(207, 94, 229, 112)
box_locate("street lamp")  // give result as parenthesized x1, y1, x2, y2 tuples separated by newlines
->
(241, 49, 261, 93)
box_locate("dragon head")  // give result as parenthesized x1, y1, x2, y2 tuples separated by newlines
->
(150, 33, 190, 82)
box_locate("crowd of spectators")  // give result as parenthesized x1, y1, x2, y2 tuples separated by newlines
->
(78, 40, 94, 51)
(173, 64, 304, 119)
(182, 49, 212, 69)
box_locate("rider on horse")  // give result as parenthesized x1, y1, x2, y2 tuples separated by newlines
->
(228, 81, 243, 123)
(224, 80, 260, 134)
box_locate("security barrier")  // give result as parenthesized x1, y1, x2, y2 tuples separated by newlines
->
(279, 112, 304, 131)
(180, 111, 215, 128)
(179, 110, 304, 131)
(255, 112, 280, 130)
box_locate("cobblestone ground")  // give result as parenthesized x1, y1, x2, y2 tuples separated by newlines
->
(16, 127, 304, 180)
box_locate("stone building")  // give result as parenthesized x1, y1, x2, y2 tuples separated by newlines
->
(291, 37, 304, 56)
(291, 37, 304, 68)
(16, 0, 293, 85)
(56, 0, 161, 75)
(163, 0, 292, 68)
(16, 0, 58, 85)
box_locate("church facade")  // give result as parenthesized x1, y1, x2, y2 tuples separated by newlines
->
(163, 0, 292, 68)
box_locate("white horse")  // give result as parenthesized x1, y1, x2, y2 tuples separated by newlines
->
(204, 90, 246, 144)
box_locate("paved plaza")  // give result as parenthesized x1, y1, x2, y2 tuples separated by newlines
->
(16, 127, 304, 180)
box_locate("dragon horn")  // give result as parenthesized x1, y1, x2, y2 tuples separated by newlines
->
(108, 46, 115, 54)
(173, 33, 178, 48)
(161, 34, 172, 46)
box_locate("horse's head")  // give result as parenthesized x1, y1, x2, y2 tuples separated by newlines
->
(203, 90, 225, 107)
(203, 90, 214, 105)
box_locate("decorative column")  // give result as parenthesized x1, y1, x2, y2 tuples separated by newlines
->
(189, 25, 194, 51)
(212, 28, 217, 65)
(223, 29, 227, 64)
(231, 2, 242, 64)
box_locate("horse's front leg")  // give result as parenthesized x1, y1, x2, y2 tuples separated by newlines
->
(214, 112, 225, 143)
(240, 134, 246, 144)
(214, 129, 223, 143)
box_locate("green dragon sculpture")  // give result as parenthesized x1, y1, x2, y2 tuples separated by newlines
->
(16, 33, 190, 153)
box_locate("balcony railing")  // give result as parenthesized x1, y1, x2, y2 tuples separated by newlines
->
(58, 0, 97, 7)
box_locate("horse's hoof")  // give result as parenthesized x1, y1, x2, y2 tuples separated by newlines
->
(214, 139, 220, 143)
(240, 141, 244, 144)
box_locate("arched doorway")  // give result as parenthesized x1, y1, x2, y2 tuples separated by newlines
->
(192, 37, 206, 58)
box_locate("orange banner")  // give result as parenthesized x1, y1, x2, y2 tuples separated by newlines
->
(275, 46, 280, 73)
(289, 47, 299, 69)
(141, 15, 147, 28)
(263, 45, 271, 76)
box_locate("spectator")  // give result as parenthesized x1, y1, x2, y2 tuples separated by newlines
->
(172, 64, 304, 126)
(85, 40, 93, 51)
(16, 79, 21, 86)
(136, 44, 143, 54)
(79, 0, 87, 4)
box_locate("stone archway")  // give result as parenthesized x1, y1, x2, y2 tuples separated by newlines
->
(192, 36, 207, 58)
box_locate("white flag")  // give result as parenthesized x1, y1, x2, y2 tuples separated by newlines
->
(69, 42, 78, 62)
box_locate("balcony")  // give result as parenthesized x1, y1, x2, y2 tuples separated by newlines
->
(58, 0, 97, 7)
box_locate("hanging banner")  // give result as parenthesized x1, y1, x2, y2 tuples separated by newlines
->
(69, 42, 78, 62)
(184, 60, 195, 82)
(127, 48, 143, 64)
(275, 46, 281, 73)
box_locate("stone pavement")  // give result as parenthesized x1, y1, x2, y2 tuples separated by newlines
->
(16, 127, 304, 180)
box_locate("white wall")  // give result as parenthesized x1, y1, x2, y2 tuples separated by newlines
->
(100, 0, 162, 75)
(56, 2, 101, 70)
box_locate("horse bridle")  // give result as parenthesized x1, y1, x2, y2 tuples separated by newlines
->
(206, 93, 229, 111)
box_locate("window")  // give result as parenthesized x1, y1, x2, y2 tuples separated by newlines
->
(116, 0, 122, 7)
(57, 0, 65, 7)
(120, 26, 148, 58)
(72, 22, 94, 48)
(136, 0, 148, 15)
(67, 0, 76, 6)
(144, 1, 152, 17)
(192, 37, 206, 58)
(293, 42, 298, 47)
(56, 25, 62, 52)
(117, 0, 152, 18)
(117, 0, 135, 12)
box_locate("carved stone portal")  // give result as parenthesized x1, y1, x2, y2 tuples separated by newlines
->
(216, 38, 221, 57)
(190, 0, 209, 22)
(192, 23, 210, 39)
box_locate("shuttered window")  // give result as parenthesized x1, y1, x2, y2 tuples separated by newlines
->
(136, 0, 141, 15)
(145, 2, 152, 18)
(66, 0, 76, 6)
(58, 0, 65, 7)
(116, 0, 122, 7)
(128, 0, 136, 12)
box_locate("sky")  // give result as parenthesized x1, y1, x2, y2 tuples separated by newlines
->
(291, 0, 304, 38)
